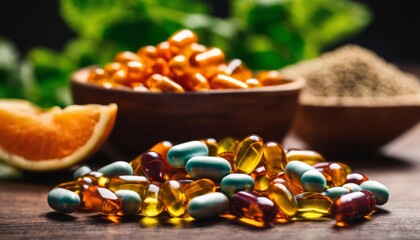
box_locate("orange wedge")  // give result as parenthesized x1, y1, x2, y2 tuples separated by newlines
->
(0, 99, 117, 171)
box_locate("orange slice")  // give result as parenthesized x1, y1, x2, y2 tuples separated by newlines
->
(0, 99, 117, 171)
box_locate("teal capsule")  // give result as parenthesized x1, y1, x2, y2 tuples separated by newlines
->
(220, 173, 255, 198)
(167, 141, 209, 168)
(342, 183, 362, 192)
(48, 188, 81, 213)
(360, 180, 389, 205)
(188, 192, 230, 219)
(323, 187, 350, 201)
(115, 190, 142, 216)
(300, 169, 326, 193)
(97, 161, 133, 177)
(73, 166, 92, 180)
(285, 161, 314, 187)
(186, 156, 231, 181)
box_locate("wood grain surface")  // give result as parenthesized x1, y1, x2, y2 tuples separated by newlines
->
(0, 123, 419, 240)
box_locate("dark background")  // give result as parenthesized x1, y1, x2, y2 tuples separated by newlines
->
(0, 0, 419, 63)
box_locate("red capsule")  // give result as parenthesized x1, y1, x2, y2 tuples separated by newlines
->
(346, 173, 369, 185)
(231, 191, 277, 222)
(331, 190, 376, 225)
(141, 151, 168, 183)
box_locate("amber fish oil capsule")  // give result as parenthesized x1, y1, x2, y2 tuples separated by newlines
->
(159, 180, 188, 217)
(263, 141, 287, 178)
(234, 135, 264, 174)
(82, 186, 122, 215)
(141, 183, 164, 217)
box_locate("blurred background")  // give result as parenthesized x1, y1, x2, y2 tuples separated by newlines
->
(1, 0, 419, 107)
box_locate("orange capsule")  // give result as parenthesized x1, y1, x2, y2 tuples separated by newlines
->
(191, 48, 225, 67)
(211, 74, 248, 89)
(104, 62, 126, 76)
(156, 41, 177, 61)
(168, 55, 189, 77)
(87, 68, 106, 82)
(111, 69, 128, 85)
(245, 78, 261, 88)
(126, 60, 147, 83)
(146, 74, 185, 93)
(137, 45, 157, 60)
(225, 59, 252, 81)
(114, 51, 141, 63)
(168, 29, 198, 48)
(178, 43, 207, 58)
(217, 152, 236, 172)
(257, 70, 286, 86)
(131, 82, 149, 92)
(83, 185, 122, 215)
(151, 58, 172, 77)
(178, 72, 210, 91)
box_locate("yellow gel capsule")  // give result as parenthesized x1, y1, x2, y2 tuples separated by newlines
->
(250, 166, 272, 193)
(268, 182, 298, 217)
(184, 179, 216, 199)
(210, 74, 248, 89)
(294, 192, 333, 220)
(146, 74, 185, 93)
(263, 141, 287, 178)
(286, 149, 326, 166)
(141, 183, 164, 217)
(159, 180, 188, 217)
(55, 181, 84, 195)
(217, 137, 239, 154)
(200, 138, 218, 156)
(234, 134, 264, 174)
(105, 175, 149, 194)
(217, 152, 236, 172)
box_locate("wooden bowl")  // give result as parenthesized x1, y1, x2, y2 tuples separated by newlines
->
(293, 94, 420, 155)
(71, 67, 305, 157)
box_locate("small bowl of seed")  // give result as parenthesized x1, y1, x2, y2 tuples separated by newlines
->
(282, 45, 420, 155)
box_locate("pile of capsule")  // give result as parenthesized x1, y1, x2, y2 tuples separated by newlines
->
(48, 134, 390, 227)
(86, 29, 287, 92)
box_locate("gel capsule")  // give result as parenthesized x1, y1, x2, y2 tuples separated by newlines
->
(191, 48, 225, 67)
(188, 192, 230, 219)
(183, 179, 216, 199)
(263, 141, 287, 178)
(286, 150, 325, 166)
(48, 188, 81, 213)
(126, 60, 147, 83)
(313, 162, 347, 186)
(137, 45, 157, 60)
(342, 183, 362, 192)
(141, 151, 167, 183)
(257, 70, 286, 86)
(323, 187, 351, 201)
(185, 156, 231, 182)
(159, 180, 188, 217)
(55, 181, 84, 196)
(168, 29, 198, 48)
(77, 171, 107, 186)
(200, 138, 218, 156)
(268, 182, 298, 217)
(105, 175, 149, 194)
(346, 172, 369, 185)
(234, 135, 264, 174)
(167, 140, 209, 168)
(294, 192, 333, 220)
(114, 51, 141, 63)
(217, 152, 236, 172)
(220, 173, 255, 198)
(250, 166, 272, 193)
(210, 74, 248, 89)
(360, 180, 389, 205)
(141, 183, 164, 217)
(217, 137, 239, 154)
(231, 191, 277, 223)
(82, 185, 122, 215)
(284, 161, 314, 188)
(331, 190, 376, 225)
(146, 74, 184, 93)
(224, 59, 252, 81)
(273, 173, 303, 195)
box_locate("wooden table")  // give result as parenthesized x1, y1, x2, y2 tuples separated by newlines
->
(1, 122, 419, 240)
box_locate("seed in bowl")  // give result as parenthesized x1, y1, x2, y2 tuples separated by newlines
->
(86, 29, 286, 92)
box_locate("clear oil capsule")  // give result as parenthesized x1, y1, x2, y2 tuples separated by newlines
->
(263, 141, 287, 178)
(82, 185, 122, 215)
(159, 180, 188, 217)
(234, 134, 264, 174)
(141, 183, 164, 217)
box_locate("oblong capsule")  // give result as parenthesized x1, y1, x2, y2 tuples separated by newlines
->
(55, 181, 84, 195)
(231, 191, 277, 223)
(323, 187, 351, 201)
(294, 192, 333, 220)
(342, 183, 362, 192)
(115, 190, 142, 216)
(73, 166, 92, 180)
(200, 138, 218, 156)
(159, 180, 188, 217)
(268, 182, 298, 217)
(216, 152, 236, 172)
(234, 135, 264, 174)
(286, 150, 325, 166)
(263, 141, 287, 178)
(188, 192, 230, 219)
(77, 171, 107, 187)
(183, 179, 216, 200)
(191, 48, 225, 67)
(331, 190, 376, 225)
(141, 183, 164, 217)
(97, 161, 133, 177)
(224, 59, 252, 81)
(48, 188, 81, 213)
(360, 180, 389, 205)
(105, 175, 149, 194)
(82, 185, 122, 215)
(168, 29, 198, 48)
(210, 74, 248, 89)
(300, 169, 326, 193)
(250, 166, 272, 193)
(178, 71, 210, 91)
(167, 141, 209, 168)
(220, 173, 255, 198)
(313, 162, 348, 186)
(185, 156, 231, 182)
(146, 74, 185, 93)
(284, 161, 314, 188)
(273, 173, 303, 195)
(346, 172, 369, 185)
(141, 151, 167, 183)
(257, 70, 286, 86)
